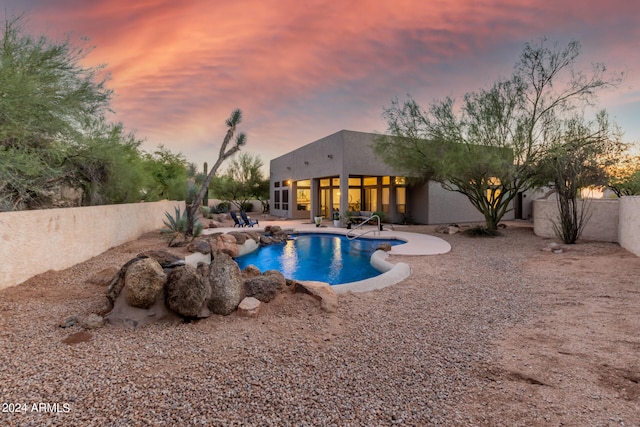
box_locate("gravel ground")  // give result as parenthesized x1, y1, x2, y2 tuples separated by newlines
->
(1, 223, 638, 426)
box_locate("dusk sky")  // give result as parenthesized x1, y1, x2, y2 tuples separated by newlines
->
(3, 0, 639, 172)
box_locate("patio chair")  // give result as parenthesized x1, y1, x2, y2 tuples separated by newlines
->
(240, 211, 259, 227)
(229, 211, 245, 227)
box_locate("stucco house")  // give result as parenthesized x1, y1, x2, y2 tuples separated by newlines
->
(269, 130, 532, 225)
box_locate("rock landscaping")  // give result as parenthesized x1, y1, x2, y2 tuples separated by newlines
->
(98, 225, 338, 328)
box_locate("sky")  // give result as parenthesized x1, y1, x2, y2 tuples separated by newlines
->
(2, 0, 639, 173)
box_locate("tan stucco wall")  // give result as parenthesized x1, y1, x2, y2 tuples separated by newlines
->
(0, 201, 185, 290)
(619, 196, 640, 256)
(427, 182, 511, 224)
(533, 198, 619, 242)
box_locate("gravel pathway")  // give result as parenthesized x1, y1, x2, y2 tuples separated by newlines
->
(1, 225, 634, 426)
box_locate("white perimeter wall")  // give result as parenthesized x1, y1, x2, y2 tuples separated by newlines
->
(0, 201, 185, 290)
(619, 196, 640, 256)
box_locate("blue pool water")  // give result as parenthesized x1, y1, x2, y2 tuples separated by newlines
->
(235, 233, 404, 285)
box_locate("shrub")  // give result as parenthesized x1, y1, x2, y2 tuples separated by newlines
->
(239, 202, 253, 212)
(200, 206, 211, 218)
(462, 226, 501, 238)
(373, 211, 386, 223)
(213, 202, 230, 213)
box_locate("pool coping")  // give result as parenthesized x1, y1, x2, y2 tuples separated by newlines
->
(204, 221, 452, 293)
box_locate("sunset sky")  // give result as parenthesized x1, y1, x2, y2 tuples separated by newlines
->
(3, 0, 639, 172)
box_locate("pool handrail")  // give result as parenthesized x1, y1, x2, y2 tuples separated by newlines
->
(347, 214, 382, 240)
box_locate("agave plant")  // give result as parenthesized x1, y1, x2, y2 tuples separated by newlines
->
(161, 206, 202, 246)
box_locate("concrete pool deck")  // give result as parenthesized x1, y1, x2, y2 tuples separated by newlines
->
(203, 219, 451, 293)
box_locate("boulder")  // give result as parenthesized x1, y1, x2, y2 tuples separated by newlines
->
(59, 315, 78, 328)
(264, 270, 287, 285)
(137, 250, 182, 267)
(237, 297, 262, 318)
(242, 265, 263, 278)
(215, 234, 239, 258)
(241, 230, 262, 243)
(187, 239, 212, 255)
(435, 225, 460, 235)
(260, 235, 274, 245)
(107, 256, 146, 304)
(265, 225, 281, 233)
(228, 231, 248, 245)
(80, 313, 105, 330)
(208, 220, 224, 229)
(185, 251, 211, 268)
(376, 242, 392, 252)
(165, 265, 210, 318)
(124, 258, 167, 309)
(85, 267, 119, 286)
(245, 271, 286, 303)
(267, 225, 289, 243)
(208, 253, 243, 315)
(293, 281, 338, 313)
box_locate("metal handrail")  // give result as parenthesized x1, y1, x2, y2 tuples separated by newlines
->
(346, 214, 381, 240)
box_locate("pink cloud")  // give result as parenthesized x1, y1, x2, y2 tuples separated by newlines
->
(3, 0, 639, 163)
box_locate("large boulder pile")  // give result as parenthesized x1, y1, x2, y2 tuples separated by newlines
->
(103, 227, 336, 327)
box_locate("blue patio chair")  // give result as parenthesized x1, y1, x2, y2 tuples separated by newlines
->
(240, 211, 259, 227)
(229, 211, 245, 227)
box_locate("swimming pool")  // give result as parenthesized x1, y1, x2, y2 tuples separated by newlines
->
(234, 233, 404, 285)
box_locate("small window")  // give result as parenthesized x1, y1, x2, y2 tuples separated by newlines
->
(274, 191, 280, 210)
(396, 186, 406, 214)
(363, 177, 377, 186)
(274, 182, 280, 188)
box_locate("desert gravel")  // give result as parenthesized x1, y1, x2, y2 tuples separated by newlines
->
(1, 225, 638, 426)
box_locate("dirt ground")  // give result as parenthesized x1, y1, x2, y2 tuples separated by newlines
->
(458, 228, 640, 425)
(1, 221, 639, 425)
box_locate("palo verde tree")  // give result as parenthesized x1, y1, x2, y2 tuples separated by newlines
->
(142, 145, 189, 201)
(607, 154, 640, 197)
(374, 38, 623, 231)
(0, 15, 183, 210)
(64, 118, 148, 205)
(211, 152, 267, 211)
(185, 108, 246, 237)
(534, 111, 624, 243)
(0, 15, 113, 210)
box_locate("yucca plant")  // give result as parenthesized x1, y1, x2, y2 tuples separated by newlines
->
(161, 206, 202, 246)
